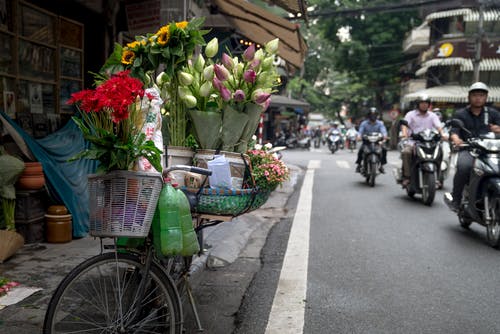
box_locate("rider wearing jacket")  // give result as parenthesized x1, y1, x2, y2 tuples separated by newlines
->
(355, 108, 388, 173)
(446, 82, 500, 211)
(400, 94, 444, 186)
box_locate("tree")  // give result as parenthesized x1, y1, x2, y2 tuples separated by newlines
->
(294, 0, 420, 117)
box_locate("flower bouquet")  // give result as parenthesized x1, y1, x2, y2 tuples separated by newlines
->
(101, 18, 209, 147)
(0, 153, 25, 263)
(246, 139, 290, 192)
(176, 38, 281, 153)
(68, 70, 162, 173)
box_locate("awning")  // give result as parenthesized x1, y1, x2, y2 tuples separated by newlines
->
(416, 58, 500, 76)
(464, 9, 500, 22)
(415, 57, 472, 76)
(425, 8, 500, 22)
(425, 9, 471, 22)
(210, 0, 308, 69)
(269, 94, 310, 110)
(402, 85, 500, 103)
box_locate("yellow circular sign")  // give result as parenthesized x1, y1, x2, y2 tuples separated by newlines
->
(439, 43, 454, 57)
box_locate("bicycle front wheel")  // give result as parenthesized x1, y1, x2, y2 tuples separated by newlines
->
(43, 252, 182, 334)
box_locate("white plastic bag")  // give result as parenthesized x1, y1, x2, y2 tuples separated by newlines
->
(207, 155, 232, 189)
(136, 88, 164, 173)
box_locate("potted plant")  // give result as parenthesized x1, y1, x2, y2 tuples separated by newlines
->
(0, 153, 25, 263)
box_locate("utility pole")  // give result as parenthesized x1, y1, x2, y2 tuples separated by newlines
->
(473, 1, 485, 82)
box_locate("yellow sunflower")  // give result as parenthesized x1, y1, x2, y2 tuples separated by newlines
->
(176, 21, 188, 29)
(126, 41, 140, 49)
(121, 50, 136, 65)
(156, 26, 170, 46)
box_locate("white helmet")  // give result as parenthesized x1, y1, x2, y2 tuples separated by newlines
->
(468, 82, 489, 94)
(416, 94, 431, 103)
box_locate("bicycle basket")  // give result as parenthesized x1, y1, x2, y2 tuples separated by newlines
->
(181, 187, 271, 216)
(88, 170, 163, 238)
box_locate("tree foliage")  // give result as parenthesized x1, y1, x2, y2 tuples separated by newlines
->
(289, 0, 421, 121)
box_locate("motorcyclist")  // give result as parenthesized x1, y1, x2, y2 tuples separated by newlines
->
(399, 94, 445, 186)
(445, 82, 500, 211)
(327, 121, 343, 147)
(355, 108, 388, 173)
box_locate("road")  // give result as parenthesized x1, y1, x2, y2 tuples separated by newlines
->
(235, 146, 500, 334)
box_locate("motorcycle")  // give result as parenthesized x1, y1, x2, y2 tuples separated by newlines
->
(327, 130, 343, 154)
(346, 134, 357, 152)
(359, 132, 384, 187)
(395, 120, 442, 206)
(444, 119, 500, 248)
(274, 132, 310, 149)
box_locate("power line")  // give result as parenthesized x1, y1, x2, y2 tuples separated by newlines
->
(308, 0, 450, 18)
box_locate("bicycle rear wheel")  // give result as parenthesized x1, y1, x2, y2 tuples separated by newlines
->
(43, 252, 182, 334)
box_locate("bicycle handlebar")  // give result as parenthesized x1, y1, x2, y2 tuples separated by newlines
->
(162, 165, 212, 178)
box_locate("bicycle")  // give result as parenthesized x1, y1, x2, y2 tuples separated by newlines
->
(42, 165, 215, 334)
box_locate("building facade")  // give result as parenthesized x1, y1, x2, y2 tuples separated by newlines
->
(400, 2, 500, 116)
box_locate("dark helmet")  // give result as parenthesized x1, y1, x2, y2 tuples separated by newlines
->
(368, 107, 378, 120)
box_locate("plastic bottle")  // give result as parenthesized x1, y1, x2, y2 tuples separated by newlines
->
(152, 183, 183, 256)
(177, 189, 200, 256)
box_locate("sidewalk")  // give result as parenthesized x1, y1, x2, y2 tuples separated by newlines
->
(0, 165, 301, 333)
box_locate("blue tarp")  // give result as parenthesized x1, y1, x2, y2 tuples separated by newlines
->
(0, 111, 97, 237)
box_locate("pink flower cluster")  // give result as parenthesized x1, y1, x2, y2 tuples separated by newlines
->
(0, 280, 20, 297)
(247, 148, 289, 192)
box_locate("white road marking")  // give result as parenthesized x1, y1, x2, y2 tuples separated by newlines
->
(336, 160, 350, 169)
(264, 160, 317, 334)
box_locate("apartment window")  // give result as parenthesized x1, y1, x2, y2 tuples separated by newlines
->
(0, 1, 83, 138)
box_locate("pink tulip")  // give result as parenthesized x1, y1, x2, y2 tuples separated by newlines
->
(221, 53, 234, 69)
(250, 58, 261, 69)
(243, 44, 255, 61)
(212, 77, 222, 90)
(243, 70, 256, 83)
(253, 91, 271, 104)
(262, 98, 270, 111)
(220, 86, 232, 101)
(234, 89, 246, 102)
(214, 64, 229, 81)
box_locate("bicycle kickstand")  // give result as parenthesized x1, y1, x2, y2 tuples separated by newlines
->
(184, 275, 204, 332)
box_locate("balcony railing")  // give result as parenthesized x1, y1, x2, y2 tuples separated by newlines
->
(402, 24, 430, 54)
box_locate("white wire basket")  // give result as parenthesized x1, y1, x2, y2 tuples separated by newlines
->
(88, 170, 163, 238)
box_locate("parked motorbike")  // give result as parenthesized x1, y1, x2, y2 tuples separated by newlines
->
(327, 130, 343, 154)
(286, 133, 311, 149)
(359, 132, 384, 187)
(444, 119, 500, 248)
(395, 120, 442, 206)
(274, 132, 310, 149)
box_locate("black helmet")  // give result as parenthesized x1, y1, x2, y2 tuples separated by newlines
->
(368, 107, 378, 120)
